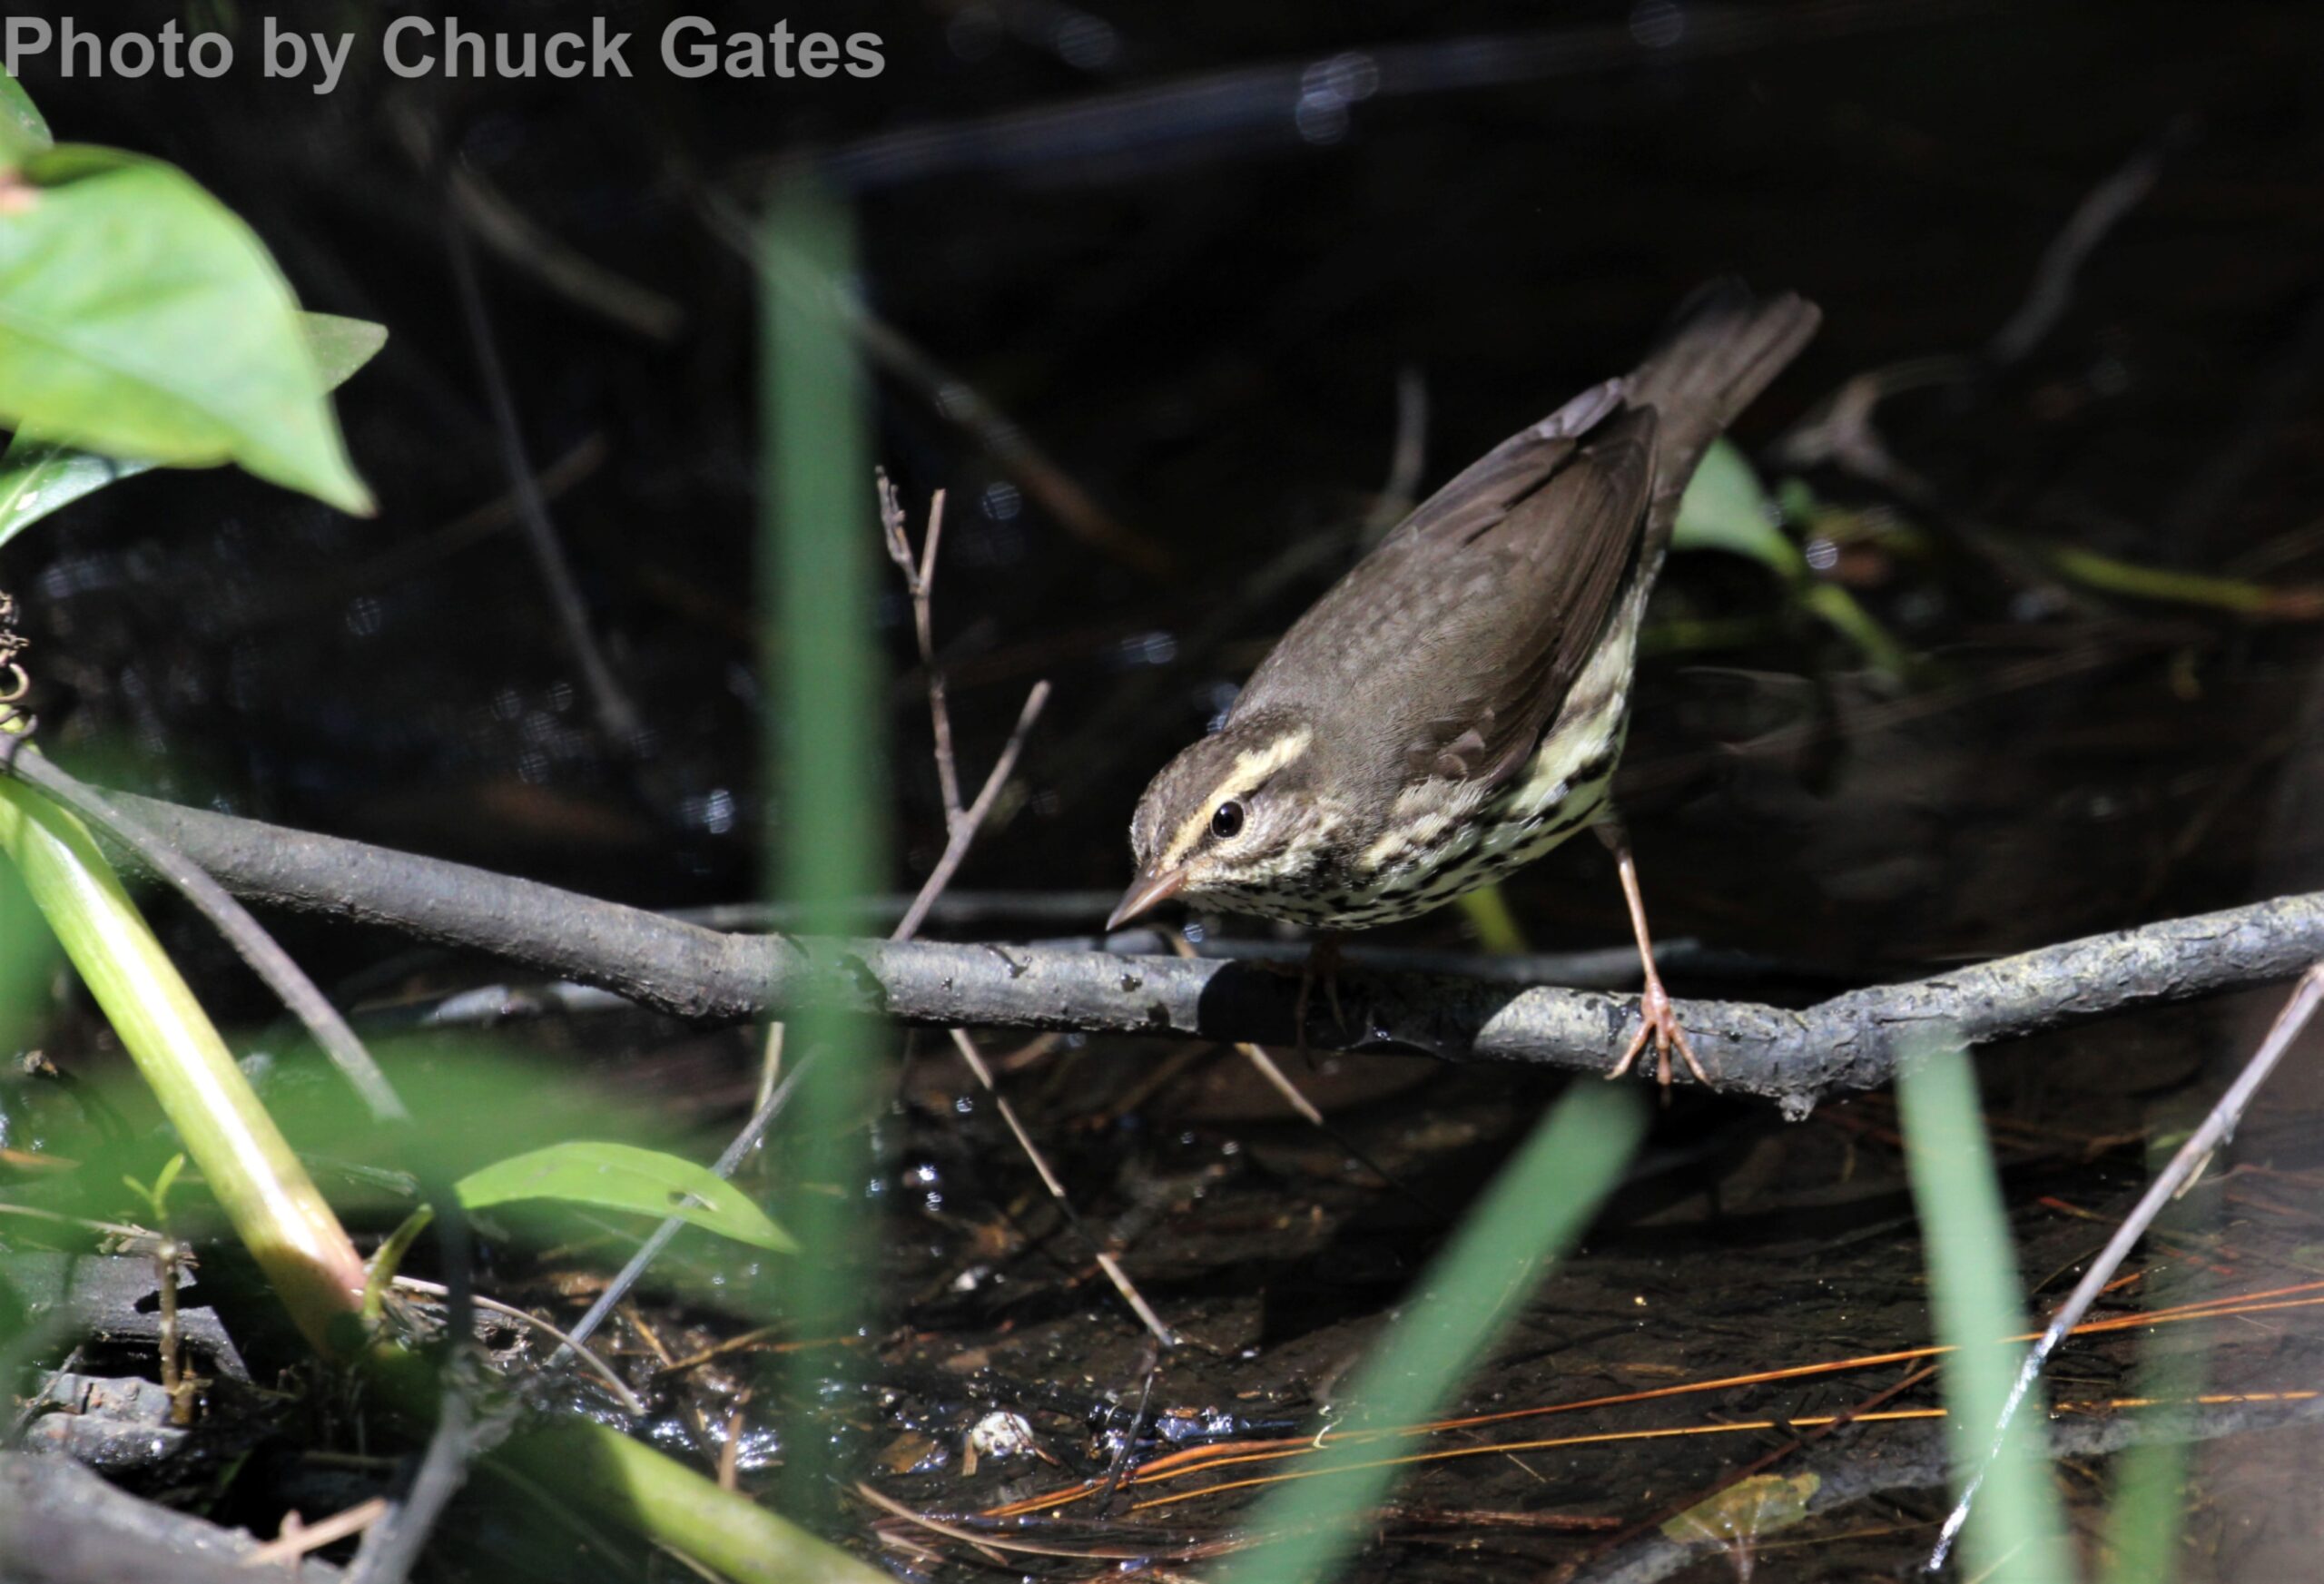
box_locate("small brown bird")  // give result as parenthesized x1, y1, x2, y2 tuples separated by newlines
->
(1108, 281, 1820, 1085)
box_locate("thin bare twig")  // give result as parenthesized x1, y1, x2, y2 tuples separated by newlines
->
(880, 477, 962, 825)
(547, 480, 1068, 1362)
(876, 481, 1167, 1343)
(443, 204, 643, 747)
(854, 1481, 1155, 1561)
(1927, 960, 2324, 1571)
(393, 100, 684, 342)
(1987, 117, 2190, 367)
(1363, 366, 1430, 542)
(894, 682, 1051, 943)
(723, 200, 1172, 578)
(247, 1498, 395, 1569)
(940, 1024, 1177, 1346)
(803, 0, 1994, 192)
(1157, 930, 1448, 1221)
(1094, 1352, 1165, 1519)
(224, 435, 608, 634)
(389, 1276, 645, 1417)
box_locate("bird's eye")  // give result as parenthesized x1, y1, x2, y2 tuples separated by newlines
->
(1211, 801, 1246, 841)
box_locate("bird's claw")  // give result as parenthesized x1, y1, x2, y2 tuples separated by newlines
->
(1607, 975, 1709, 1090)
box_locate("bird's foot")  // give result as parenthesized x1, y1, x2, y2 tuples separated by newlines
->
(1293, 933, 1346, 1062)
(1608, 971, 1709, 1091)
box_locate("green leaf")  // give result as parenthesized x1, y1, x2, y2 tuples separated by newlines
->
(1675, 449, 1916, 683)
(300, 312, 389, 389)
(2045, 541, 2313, 617)
(455, 1142, 798, 1254)
(763, 174, 881, 1522)
(1662, 1472, 1820, 1547)
(0, 149, 371, 515)
(0, 68, 50, 162)
(1896, 1040, 2076, 1584)
(0, 311, 385, 553)
(1672, 437, 1805, 577)
(0, 436, 138, 555)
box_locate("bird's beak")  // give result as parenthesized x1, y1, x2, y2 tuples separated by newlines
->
(1107, 866, 1188, 931)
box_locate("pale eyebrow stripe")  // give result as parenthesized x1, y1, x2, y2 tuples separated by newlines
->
(1157, 729, 1312, 870)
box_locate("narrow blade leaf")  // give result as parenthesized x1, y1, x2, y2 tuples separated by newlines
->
(1219, 1083, 1647, 1584)
(455, 1141, 798, 1254)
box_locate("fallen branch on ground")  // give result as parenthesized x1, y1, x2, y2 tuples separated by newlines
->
(101, 791, 2324, 1108)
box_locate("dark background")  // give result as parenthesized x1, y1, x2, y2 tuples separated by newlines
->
(8, 0, 2319, 977)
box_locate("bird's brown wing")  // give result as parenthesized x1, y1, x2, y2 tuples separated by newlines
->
(1234, 284, 1817, 809)
(1394, 404, 1658, 786)
(1235, 401, 1656, 796)
(1382, 377, 1625, 549)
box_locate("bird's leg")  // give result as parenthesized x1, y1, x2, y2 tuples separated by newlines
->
(1594, 814, 1709, 1090)
(1294, 931, 1346, 1062)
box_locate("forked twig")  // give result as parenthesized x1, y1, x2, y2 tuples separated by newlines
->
(245, 1497, 394, 1568)
(895, 682, 1050, 943)
(878, 478, 1171, 1343)
(880, 477, 961, 824)
(545, 482, 1094, 1366)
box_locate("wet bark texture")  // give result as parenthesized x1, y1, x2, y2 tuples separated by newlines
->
(115, 792, 2324, 1107)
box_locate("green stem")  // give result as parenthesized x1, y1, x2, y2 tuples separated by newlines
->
(0, 771, 366, 1352)
(362, 1205, 436, 1326)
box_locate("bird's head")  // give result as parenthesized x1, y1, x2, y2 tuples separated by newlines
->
(1109, 712, 1336, 930)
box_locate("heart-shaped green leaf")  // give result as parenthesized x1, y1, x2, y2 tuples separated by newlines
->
(0, 310, 386, 554)
(0, 148, 371, 517)
(455, 1142, 798, 1255)
(1672, 437, 1805, 577)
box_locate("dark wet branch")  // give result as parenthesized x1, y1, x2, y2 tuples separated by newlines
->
(110, 792, 2324, 1107)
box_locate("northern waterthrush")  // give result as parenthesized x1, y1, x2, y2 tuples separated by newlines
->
(1108, 281, 1821, 1085)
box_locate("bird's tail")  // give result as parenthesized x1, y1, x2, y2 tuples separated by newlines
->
(1627, 279, 1821, 555)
